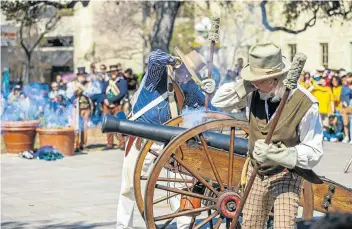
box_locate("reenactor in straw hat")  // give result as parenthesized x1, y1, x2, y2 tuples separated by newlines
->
(102, 64, 128, 150)
(212, 43, 324, 228)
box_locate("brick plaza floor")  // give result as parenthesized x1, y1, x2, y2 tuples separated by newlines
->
(1, 142, 351, 228)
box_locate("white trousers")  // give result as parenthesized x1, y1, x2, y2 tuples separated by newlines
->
(116, 140, 192, 229)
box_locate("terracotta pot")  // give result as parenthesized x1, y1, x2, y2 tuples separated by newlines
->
(36, 128, 75, 156)
(1, 120, 40, 154)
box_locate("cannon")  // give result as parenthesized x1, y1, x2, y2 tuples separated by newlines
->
(103, 112, 352, 229)
(102, 114, 249, 155)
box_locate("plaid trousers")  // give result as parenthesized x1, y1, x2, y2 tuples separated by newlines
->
(242, 164, 303, 229)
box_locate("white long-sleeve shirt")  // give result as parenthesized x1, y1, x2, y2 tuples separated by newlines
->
(212, 82, 324, 170)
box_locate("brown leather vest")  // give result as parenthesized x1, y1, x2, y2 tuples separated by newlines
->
(248, 89, 313, 154)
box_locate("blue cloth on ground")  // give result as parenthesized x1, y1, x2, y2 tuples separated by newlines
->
(34, 146, 64, 161)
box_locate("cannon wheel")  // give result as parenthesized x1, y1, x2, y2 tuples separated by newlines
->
(133, 112, 247, 220)
(144, 119, 248, 229)
(143, 119, 317, 229)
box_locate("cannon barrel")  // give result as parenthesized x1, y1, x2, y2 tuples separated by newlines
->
(102, 114, 248, 155)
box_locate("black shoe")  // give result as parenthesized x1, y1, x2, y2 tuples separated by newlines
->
(102, 145, 114, 151)
(74, 148, 81, 153)
(79, 145, 84, 151)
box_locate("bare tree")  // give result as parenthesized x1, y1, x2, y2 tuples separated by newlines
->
(94, 1, 181, 71)
(260, 0, 352, 34)
(150, 1, 181, 52)
(1, 0, 88, 83)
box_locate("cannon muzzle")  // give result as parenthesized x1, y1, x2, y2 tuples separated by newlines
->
(102, 114, 248, 155)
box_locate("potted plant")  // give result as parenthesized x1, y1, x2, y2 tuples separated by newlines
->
(1, 100, 40, 154)
(36, 105, 75, 157)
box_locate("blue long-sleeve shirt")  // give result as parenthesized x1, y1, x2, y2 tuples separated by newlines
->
(133, 49, 215, 125)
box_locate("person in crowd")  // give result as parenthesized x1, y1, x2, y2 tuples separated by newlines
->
(55, 74, 67, 91)
(312, 66, 325, 81)
(330, 76, 343, 112)
(222, 69, 234, 85)
(0, 92, 4, 116)
(7, 84, 23, 103)
(124, 68, 138, 93)
(233, 57, 244, 81)
(48, 82, 67, 112)
(67, 67, 92, 152)
(311, 77, 335, 120)
(85, 63, 111, 125)
(298, 72, 306, 86)
(303, 72, 315, 92)
(323, 114, 344, 142)
(122, 68, 138, 114)
(340, 73, 352, 143)
(99, 64, 110, 82)
(102, 65, 128, 150)
(324, 70, 334, 87)
(6, 84, 27, 120)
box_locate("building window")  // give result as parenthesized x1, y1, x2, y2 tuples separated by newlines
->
(40, 36, 74, 48)
(321, 43, 329, 68)
(288, 44, 296, 62)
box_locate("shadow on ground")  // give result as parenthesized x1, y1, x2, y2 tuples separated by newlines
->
(1, 220, 119, 229)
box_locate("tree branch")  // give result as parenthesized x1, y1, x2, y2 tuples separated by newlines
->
(260, 0, 319, 34)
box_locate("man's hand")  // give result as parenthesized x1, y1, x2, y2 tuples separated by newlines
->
(235, 79, 257, 99)
(252, 139, 298, 169)
(201, 79, 216, 94)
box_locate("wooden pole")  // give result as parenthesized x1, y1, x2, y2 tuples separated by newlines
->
(205, 16, 220, 110)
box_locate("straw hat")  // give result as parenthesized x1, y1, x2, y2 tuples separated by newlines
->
(109, 64, 122, 73)
(241, 43, 291, 82)
(174, 47, 206, 79)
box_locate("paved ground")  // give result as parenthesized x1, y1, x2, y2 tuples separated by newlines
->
(1, 142, 351, 229)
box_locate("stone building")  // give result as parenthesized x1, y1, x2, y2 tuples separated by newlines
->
(2, 1, 352, 83)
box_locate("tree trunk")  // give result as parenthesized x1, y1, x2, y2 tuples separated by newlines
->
(23, 53, 32, 83)
(150, 1, 181, 52)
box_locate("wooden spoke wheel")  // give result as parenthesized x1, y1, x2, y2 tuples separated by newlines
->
(144, 119, 249, 229)
(134, 112, 247, 220)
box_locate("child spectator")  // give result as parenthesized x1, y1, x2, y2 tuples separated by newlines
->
(330, 76, 343, 112)
(323, 114, 344, 142)
(340, 74, 352, 143)
(311, 78, 335, 120)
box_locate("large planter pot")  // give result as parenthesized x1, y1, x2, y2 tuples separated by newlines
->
(36, 128, 75, 156)
(1, 120, 40, 154)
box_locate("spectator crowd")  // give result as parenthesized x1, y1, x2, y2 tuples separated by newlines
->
(1, 61, 352, 154)
(1, 63, 139, 152)
(296, 67, 352, 144)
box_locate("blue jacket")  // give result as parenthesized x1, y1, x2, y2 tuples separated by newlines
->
(103, 76, 128, 104)
(133, 49, 216, 125)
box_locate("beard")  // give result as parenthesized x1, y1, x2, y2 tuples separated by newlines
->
(259, 91, 274, 101)
(258, 89, 283, 103)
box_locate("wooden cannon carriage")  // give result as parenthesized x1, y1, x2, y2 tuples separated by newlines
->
(102, 112, 352, 229)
